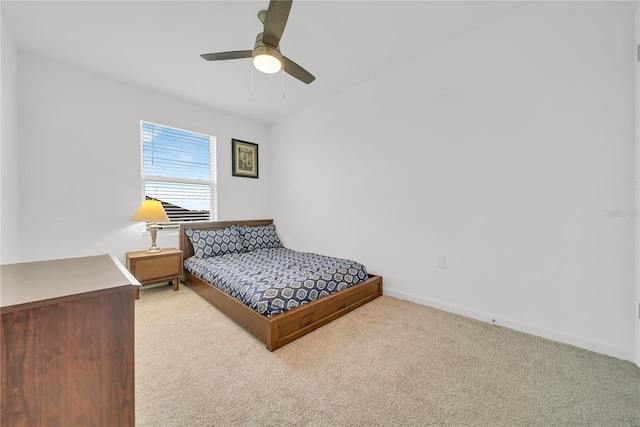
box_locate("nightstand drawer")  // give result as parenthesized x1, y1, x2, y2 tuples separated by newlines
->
(126, 248, 183, 285)
(126, 248, 182, 299)
(133, 255, 181, 281)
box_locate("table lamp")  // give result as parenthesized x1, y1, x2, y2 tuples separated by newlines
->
(130, 200, 169, 253)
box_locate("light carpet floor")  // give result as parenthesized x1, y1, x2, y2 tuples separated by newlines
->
(135, 285, 640, 426)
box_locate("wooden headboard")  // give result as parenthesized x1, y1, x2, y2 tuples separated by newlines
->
(178, 219, 274, 260)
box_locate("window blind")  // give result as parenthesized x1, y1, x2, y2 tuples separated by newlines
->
(141, 121, 216, 225)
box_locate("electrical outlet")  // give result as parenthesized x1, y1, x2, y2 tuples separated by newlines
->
(435, 256, 445, 268)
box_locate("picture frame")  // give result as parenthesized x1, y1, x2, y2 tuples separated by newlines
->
(232, 139, 259, 179)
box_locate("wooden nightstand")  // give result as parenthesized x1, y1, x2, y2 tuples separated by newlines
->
(126, 248, 183, 299)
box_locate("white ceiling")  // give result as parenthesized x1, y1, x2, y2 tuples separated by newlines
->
(2, 1, 527, 125)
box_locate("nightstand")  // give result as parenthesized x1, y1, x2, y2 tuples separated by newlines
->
(126, 248, 183, 299)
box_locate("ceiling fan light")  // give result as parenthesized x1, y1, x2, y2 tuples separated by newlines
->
(252, 45, 283, 74)
(253, 54, 282, 73)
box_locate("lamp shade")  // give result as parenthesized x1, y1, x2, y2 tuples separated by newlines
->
(130, 200, 169, 223)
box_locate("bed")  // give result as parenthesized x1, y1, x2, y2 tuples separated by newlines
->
(179, 219, 383, 351)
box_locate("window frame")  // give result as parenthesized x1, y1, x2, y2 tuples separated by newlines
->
(139, 120, 217, 230)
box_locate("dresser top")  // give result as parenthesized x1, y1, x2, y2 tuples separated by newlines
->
(1, 254, 139, 310)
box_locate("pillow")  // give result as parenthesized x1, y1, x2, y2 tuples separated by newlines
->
(185, 226, 243, 258)
(238, 224, 283, 252)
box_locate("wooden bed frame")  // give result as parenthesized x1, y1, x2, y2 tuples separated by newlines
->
(178, 219, 383, 351)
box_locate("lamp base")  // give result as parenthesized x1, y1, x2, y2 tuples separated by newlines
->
(146, 223, 162, 254)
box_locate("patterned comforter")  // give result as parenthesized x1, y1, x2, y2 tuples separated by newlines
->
(183, 247, 369, 317)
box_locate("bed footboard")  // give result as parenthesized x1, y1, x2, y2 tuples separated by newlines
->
(183, 272, 382, 351)
(265, 274, 382, 350)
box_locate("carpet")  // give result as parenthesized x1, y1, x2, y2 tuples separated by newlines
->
(135, 285, 640, 426)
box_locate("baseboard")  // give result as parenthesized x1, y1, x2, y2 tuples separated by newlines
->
(383, 287, 635, 363)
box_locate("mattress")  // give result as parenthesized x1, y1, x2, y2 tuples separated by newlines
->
(183, 247, 369, 317)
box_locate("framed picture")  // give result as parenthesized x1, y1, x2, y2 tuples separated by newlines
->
(232, 139, 259, 179)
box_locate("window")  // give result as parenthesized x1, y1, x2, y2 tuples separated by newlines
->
(140, 121, 216, 226)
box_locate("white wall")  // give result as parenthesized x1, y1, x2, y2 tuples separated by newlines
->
(17, 53, 270, 264)
(635, 0, 640, 368)
(269, 2, 637, 361)
(1, 16, 21, 264)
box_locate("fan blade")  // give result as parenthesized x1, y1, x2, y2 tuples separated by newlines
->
(257, 10, 267, 25)
(201, 50, 252, 61)
(262, 0, 292, 47)
(283, 56, 315, 84)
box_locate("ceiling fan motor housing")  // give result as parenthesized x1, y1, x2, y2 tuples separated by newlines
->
(252, 32, 283, 73)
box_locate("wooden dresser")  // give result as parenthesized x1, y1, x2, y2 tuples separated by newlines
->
(1, 255, 140, 426)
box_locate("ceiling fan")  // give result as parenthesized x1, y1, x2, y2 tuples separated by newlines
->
(201, 0, 315, 84)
